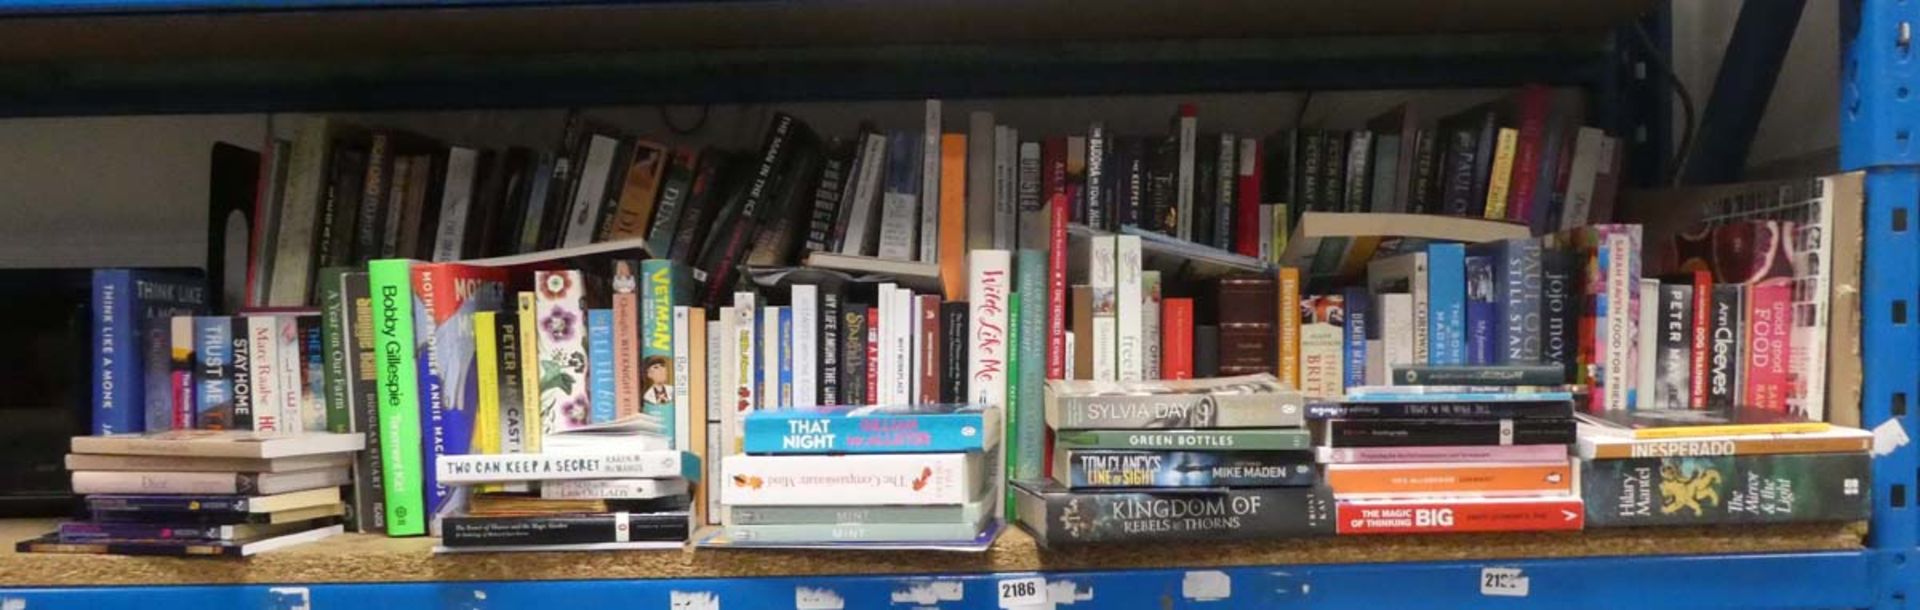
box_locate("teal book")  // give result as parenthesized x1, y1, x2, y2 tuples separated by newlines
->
(1013, 250, 1047, 484)
(639, 259, 688, 447)
(588, 309, 616, 423)
(1004, 293, 1021, 518)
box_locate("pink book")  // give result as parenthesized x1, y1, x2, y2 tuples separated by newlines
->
(1744, 279, 1793, 411)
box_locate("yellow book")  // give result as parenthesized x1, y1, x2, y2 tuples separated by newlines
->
(473, 311, 503, 494)
(1626, 422, 1832, 440)
(1482, 127, 1518, 220)
(1577, 410, 1833, 440)
(516, 292, 543, 454)
(688, 308, 709, 526)
(1271, 203, 1290, 262)
(1278, 266, 1302, 389)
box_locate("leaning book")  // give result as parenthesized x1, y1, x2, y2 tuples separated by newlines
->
(1043, 374, 1304, 430)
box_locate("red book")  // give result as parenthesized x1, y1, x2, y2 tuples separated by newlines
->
(866, 305, 880, 403)
(1745, 280, 1792, 411)
(1688, 269, 1711, 408)
(1163, 298, 1195, 379)
(1336, 497, 1585, 534)
(919, 294, 942, 404)
(1234, 137, 1262, 258)
(243, 142, 278, 308)
(1043, 136, 1070, 382)
(1505, 84, 1551, 221)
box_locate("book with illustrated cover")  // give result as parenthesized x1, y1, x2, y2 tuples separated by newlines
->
(1581, 453, 1870, 526)
(1012, 480, 1333, 547)
(1054, 449, 1316, 488)
(1298, 294, 1344, 398)
(641, 260, 689, 437)
(535, 270, 592, 435)
(411, 262, 509, 529)
(722, 452, 985, 506)
(742, 404, 999, 454)
(1044, 374, 1304, 430)
(92, 269, 209, 434)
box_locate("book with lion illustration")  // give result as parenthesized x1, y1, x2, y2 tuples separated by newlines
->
(1579, 452, 1869, 526)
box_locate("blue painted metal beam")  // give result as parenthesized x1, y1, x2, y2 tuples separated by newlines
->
(1682, 0, 1805, 185)
(0, 551, 1879, 610)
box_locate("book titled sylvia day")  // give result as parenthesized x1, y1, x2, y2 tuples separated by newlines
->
(1043, 374, 1304, 430)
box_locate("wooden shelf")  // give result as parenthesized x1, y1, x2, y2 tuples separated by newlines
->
(0, 518, 1865, 587)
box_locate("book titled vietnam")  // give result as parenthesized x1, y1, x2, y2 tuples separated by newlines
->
(722, 452, 984, 506)
(1581, 452, 1869, 526)
(741, 404, 1000, 454)
(1054, 449, 1316, 488)
(441, 511, 690, 547)
(1043, 374, 1303, 430)
(1011, 480, 1333, 547)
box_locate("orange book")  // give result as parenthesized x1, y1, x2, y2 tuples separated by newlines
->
(1071, 285, 1093, 380)
(611, 260, 643, 418)
(1324, 460, 1573, 497)
(1163, 298, 1194, 379)
(939, 134, 969, 300)
(1277, 266, 1302, 388)
(601, 140, 670, 240)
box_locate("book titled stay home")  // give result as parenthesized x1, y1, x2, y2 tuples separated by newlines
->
(742, 404, 1000, 454)
(92, 269, 209, 434)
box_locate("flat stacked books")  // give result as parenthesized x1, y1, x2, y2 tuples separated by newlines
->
(17, 431, 362, 557)
(1575, 407, 1872, 527)
(1013, 375, 1333, 547)
(1312, 368, 1584, 535)
(715, 403, 1002, 547)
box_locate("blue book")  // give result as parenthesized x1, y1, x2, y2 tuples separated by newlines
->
(1425, 243, 1467, 365)
(588, 309, 616, 423)
(91, 269, 208, 434)
(192, 316, 232, 430)
(778, 306, 794, 407)
(1468, 238, 1544, 364)
(742, 404, 997, 454)
(639, 259, 689, 433)
(1342, 285, 1369, 392)
(1465, 255, 1496, 365)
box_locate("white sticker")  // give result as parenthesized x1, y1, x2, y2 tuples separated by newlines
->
(1180, 571, 1232, 602)
(795, 587, 845, 610)
(893, 581, 965, 606)
(998, 576, 1047, 608)
(1480, 567, 1529, 597)
(1872, 419, 1910, 457)
(614, 512, 631, 542)
(670, 591, 720, 610)
(267, 587, 311, 610)
(1048, 580, 1094, 606)
(3, 599, 25, 610)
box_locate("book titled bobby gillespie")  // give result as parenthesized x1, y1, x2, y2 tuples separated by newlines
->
(1391, 364, 1564, 386)
(1012, 480, 1333, 547)
(1044, 374, 1303, 430)
(441, 512, 690, 547)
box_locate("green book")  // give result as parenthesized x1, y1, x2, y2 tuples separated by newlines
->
(1054, 429, 1314, 451)
(317, 267, 353, 434)
(368, 259, 426, 537)
(640, 259, 690, 449)
(1004, 293, 1021, 518)
(1013, 250, 1047, 483)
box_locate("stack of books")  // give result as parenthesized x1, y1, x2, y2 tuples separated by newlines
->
(1313, 367, 1583, 535)
(1575, 407, 1873, 527)
(1012, 375, 1335, 548)
(717, 404, 1002, 545)
(18, 431, 362, 557)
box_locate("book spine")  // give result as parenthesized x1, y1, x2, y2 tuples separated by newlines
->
(888, 290, 908, 406)
(1337, 497, 1583, 534)
(648, 149, 698, 256)
(1500, 240, 1543, 364)
(1214, 133, 1238, 250)
(742, 412, 992, 453)
(559, 136, 617, 249)
(1235, 138, 1261, 257)
(1085, 123, 1107, 230)
(1655, 282, 1694, 409)
(1427, 244, 1467, 365)
(194, 317, 234, 430)
(1325, 461, 1572, 496)
(722, 453, 979, 505)
(1580, 453, 1870, 526)
(1060, 450, 1315, 488)
(432, 147, 479, 261)
(1018, 141, 1047, 250)
(1115, 236, 1144, 380)
(967, 112, 997, 249)
(436, 451, 694, 484)
(516, 293, 543, 453)
(1090, 236, 1118, 381)
(1279, 267, 1302, 387)
(539, 478, 686, 500)
(1559, 127, 1606, 231)
(667, 151, 725, 264)
(877, 131, 921, 260)
(1049, 390, 1306, 429)
(283, 317, 312, 432)
(71, 472, 258, 495)
(442, 513, 689, 547)
(920, 294, 943, 405)
(1707, 284, 1744, 408)
(729, 502, 977, 526)
(1045, 137, 1071, 381)
(1582, 434, 1874, 460)
(342, 274, 386, 531)
(1343, 286, 1370, 392)
(1635, 278, 1659, 409)
(1318, 444, 1569, 464)
(643, 260, 683, 432)
(674, 308, 696, 469)
(588, 309, 616, 421)
(318, 271, 351, 432)
(1688, 271, 1712, 409)
(763, 307, 784, 407)
(1388, 365, 1568, 386)
(171, 316, 196, 429)
(866, 306, 879, 406)
(780, 307, 796, 407)
(92, 271, 139, 434)
(967, 251, 1013, 410)
(1175, 105, 1198, 240)
(496, 310, 527, 491)
(725, 520, 982, 543)
(1016, 250, 1048, 483)
(1321, 418, 1574, 447)
(1601, 230, 1639, 412)
(942, 302, 969, 403)
(1299, 299, 1344, 398)
(1482, 128, 1517, 219)
(939, 134, 970, 300)
(1164, 298, 1195, 379)
(1541, 250, 1577, 383)
(920, 99, 943, 263)
(612, 263, 642, 420)
(1015, 484, 1333, 546)
(698, 115, 797, 305)
(1005, 293, 1021, 508)
(875, 290, 899, 405)
(227, 319, 254, 432)
(1307, 399, 1571, 419)
(536, 270, 591, 434)
(1745, 280, 1793, 411)
(1056, 428, 1312, 451)
(995, 125, 1019, 249)
(1343, 130, 1371, 212)
(841, 305, 867, 407)
(1465, 256, 1496, 365)
(1379, 293, 1414, 379)
(819, 292, 842, 406)
(601, 141, 667, 241)
(472, 313, 503, 475)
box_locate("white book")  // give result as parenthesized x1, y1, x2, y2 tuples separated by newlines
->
(1114, 235, 1144, 381)
(1365, 338, 1386, 387)
(722, 452, 983, 506)
(70, 430, 365, 459)
(1603, 232, 1636, 412)
(1368, 252, 1430, 363)
(716, 307, 736, 457)
(1559, 127, 1607, 231)
(1064, 330, 1077, 380)
(1379, 293, 1416, 383)
(908, 291, 924, 404)
(840, 132, 890, 256)
(1299, 320, 1344, 398)
(437, 450, 694, 484)
(967, 250, 1013, 410)
(762, 306, 783, 409)
(894, 287, 915, 404)
(707, 316, 724, 424)
(562, 135, 621, 248)
(673, 306, 694, 451)
(1636, 278, 1659, 410)
(875, 284, 900, 404)
(539, 477, 691, 500)
(920, 99, 943, 263)
(1259, 204, 1277, 261)
(1141, 270, 1162, 379)
(246, 316, 281, 433)
(707, 425, 724, 525)
(790, 285, 818, 409)
(994, 125, 1019, 249)
(276, 316, 305, 434)
(433, 146, 481, 261)
(1089, 236, 1118, 381)
(731, 293, 758, 437)
(1175, 108, 1197, 241)
(72, 468, 348, 496)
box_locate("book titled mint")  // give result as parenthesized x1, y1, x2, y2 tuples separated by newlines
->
(743, 404, 999, 454)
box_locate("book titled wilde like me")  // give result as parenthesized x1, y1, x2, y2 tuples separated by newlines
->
(742, 403, 998, 454)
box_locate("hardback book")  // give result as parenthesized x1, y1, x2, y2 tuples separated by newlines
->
(441, 512, 690, 547)
(1316, 444, 1569, 465)
(1298, 294, 1345, 398)
(64, 452, 351, 474)
(71, 430, 364, 459)
(1316, 418, 1575, 447)
(16, 524, 344, 557)
(1089, 236, 1119, 381)
(1053, 429, 1311, 451)
(920, 99, 944, 263)
(1426, 243, 1467, 365)
(193, 316, 234, 430)
(1053, 449, 1316, 488)
(1580, 453, 1870, 526)
(722, 452, 984, 506)
(1012, 480, 1333, 547)
(1336, 496, 1584, 534)
(92, 269, 209, 434)
(1323, 459, 1572, 497)
(725, 515, 988, 544)
(741, 404, 1000, 454)
(71, 468, 349, 495)
(436, 450, 698, 484)
(877, 131, 922, 260)
(539, 478, 690, 500)
(1043, 374, 1304, 429)
(729, 499, 985, 526)
(1216, 274, 1278, 377)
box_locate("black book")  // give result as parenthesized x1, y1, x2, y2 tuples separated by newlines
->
(1084, 122, 1108, 230)
(536, 114, 588, 251)
(1655, 282, 1694, 409)
(342, 271, 384, 533)
(1316, 417, 1575, 447)
(1406, 128, 1441, 214)
(351, 132, 394, 262)
(746, 124, 826, 267)
(1144, 136, 1177, 235)
(1319, 129, 1347, 212)
(1582, 453, 1870, 527)
(697, 113, 803, 305)
(1195, 324, 1220, 378)
(1343, 130, 1372, 212)
(668, 150, 737, 268)
(1262, 130, 1296, 207)
(316, 138, 369, 269)
(1013, 481, 1333, 548)
(1541, 249, 1578, 382)
(804, 139, 856, 256)
(646, 148, 700, 258)
(411, 147, 450, 260)
(1211, 133, 1236, 251)
(486, 147, 536, 258)
(441, 512, 690, 547)
(228, 316, 254, 430)
(1116, 136, 1148, 231)
(941, 301, 969, 403)
(841, 304, 868, 406)
(819, 291, 842, 406)
(464, 149, 512, 259)
(1436, 109, 1487, 216)
(1707, 284, 1745, 409)
(1192, 138, 1216, 245)
(1296, 130, 1322, 213)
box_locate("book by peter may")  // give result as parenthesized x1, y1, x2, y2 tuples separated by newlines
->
(742, 404, 999, 454)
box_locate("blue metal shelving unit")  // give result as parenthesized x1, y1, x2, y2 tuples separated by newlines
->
(0, 1, 1912, 607)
